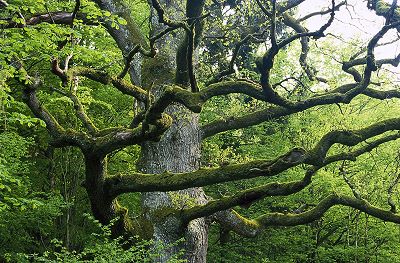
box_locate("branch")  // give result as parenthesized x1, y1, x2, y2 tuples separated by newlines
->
(255, 0, 305, 17)
(255, 0, 271, 17)
(118, 44, 157, 80)
(69, 67, 148, 102)
(202, 21, 400, 138)
(107, 118, 400, 198)
(257, 193, 400, 226)
(281, 6, 345, 83)
(71, 0, 81, 27)
(214, 193, 400, 237)
(142, 80, 265, 125)
(187, 22, 198, 92)
(207, 31, 266, 84)
(50, 83, 98, 135)
(105, 148, 307, 197)
(278, 0, 336, 48)
(21, 79, 90, 149)
(202, 4, 400, 138)
(174, 0, 206, 92)
(306, 118, 400, 165)
(298, 1, 346, 22)
(70, 78, 99, 134)
(181, 169, 316, 224)
(182, 132, 400, 223)
(92, 113, 172, 157)
(257, 0, 336, 106)
(201, 82, 357, 138)
(368, 0, 400, 23)
(93, 0, 148, 84)
(270, 0, 278, 49)
(150, 0, 189, 29)
(323, 132, 400, 165)
(342, 53, 400, 82)
(1, 11, 95, 29)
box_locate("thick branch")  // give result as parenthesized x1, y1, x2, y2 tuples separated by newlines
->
(105, 148, 307, 197)
(92, 113, 172, 157)
(259, 194, 400, 226)
(174, 0, 206, 91)
(142, 80, 265, 125)
(215, 194, 400, 237)
(307, 118, 400, 165)
(107, 118, 400, 198)
(181, 169, 315, 223)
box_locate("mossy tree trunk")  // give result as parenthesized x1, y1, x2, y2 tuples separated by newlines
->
(138, 1, 208, 261)
(139, 105, 208, 262)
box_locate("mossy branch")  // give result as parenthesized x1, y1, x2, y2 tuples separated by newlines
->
(258, 194, 400, 226)
(106, 124, 400, 198)
(201, 82, 400, 139)
(213, 194, 400, 237)
(51, 78, 99, 135)
(175, 0, 206, 91)
(69, 67, 148, 102)
(105, 148, 307, 198)
(22, 84, 91, 149)
(181, 173, 314, 224)
(92, 113, 172, 157)
(142, 81, 265, 124)
(307, 118, 400, 165)
(181, 132, 400, 223)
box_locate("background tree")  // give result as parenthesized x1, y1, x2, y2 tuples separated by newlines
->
(3, 0, 400, 262)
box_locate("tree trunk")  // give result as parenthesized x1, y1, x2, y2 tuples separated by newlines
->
(138, 1, 208, 260)
(139, 104, 208, 262)
(84, 155, 133, 237)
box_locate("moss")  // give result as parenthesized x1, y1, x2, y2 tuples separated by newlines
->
(151, 206, 178, 223)
(110, 199, 154, 239)
(132, 216, 154, 240)
(232, 210, 260, 229)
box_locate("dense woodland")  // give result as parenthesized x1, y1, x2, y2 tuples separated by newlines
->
(2, 0, 400, 262)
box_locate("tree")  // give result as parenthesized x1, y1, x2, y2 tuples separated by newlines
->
(2, 0, 400, 262)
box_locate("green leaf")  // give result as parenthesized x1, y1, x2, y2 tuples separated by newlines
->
(117, 17, 127, 25)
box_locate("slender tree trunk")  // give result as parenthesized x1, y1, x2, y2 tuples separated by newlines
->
(139, 104, 208, 262)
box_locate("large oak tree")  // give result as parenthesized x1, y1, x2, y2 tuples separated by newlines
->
(3, 0, 400, 261)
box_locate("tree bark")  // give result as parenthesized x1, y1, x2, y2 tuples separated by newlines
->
(139, 104, 208, 262)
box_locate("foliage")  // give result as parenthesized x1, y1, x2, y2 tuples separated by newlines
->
(0, 131, 67, 260)
(12, 215, 186, 263)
